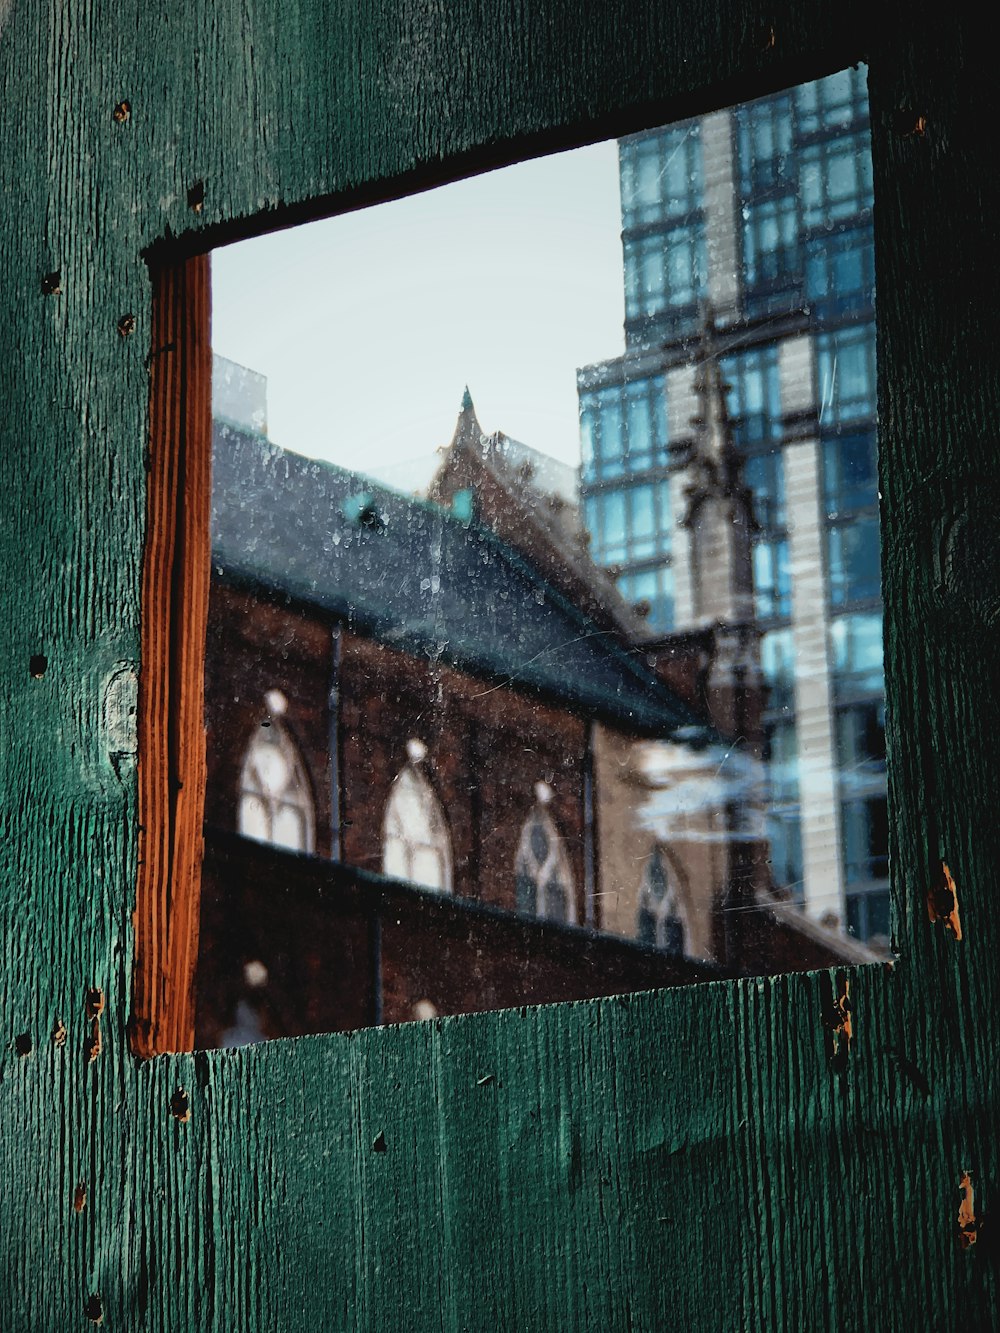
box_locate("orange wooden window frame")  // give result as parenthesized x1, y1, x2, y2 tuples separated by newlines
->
(131, 254, 212, 1057)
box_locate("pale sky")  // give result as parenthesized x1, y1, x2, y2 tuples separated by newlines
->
(211, 139, 625, 491)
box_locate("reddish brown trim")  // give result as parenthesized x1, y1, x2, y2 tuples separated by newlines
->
(131, 254, 212, 1057)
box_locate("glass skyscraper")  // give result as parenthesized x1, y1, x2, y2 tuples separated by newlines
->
(578, 68, 886, 943)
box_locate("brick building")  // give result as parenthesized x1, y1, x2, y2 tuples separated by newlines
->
(196, 414, 726, 1045)
(197, 377, 873, 1047)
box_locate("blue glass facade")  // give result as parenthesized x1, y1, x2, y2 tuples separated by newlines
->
(816, 315, 884, 936)
(737, 67, 874, 322)
(720, 344, 804, 897)
(579, 372, 675, 629)
(619, 124, 707, 339)
(578, 69, 886, 941)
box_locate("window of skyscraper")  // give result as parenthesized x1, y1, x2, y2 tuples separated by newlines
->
(620, 125, 704, 229)
(818, 324, 877, 426)
(831, 613, 885, 696)
(157, 63, 888, 1052)
(823, 430, 878, 518)
(620, 123, 708, 336)
(828, 517, 882, 607)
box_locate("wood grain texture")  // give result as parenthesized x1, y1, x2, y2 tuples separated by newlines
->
(133, 255, 211, 1057)
(0, 0, 997, 1328)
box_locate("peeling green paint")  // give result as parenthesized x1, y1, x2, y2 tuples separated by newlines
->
(0, 0, 997, 1328)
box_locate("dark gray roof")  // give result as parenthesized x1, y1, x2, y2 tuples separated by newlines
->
(211, 421, 704, 739)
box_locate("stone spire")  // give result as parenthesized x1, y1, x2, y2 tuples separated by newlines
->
(451, 386, 485, 453)
(676, 317, 767, 957)
(679, 308, 757, 626)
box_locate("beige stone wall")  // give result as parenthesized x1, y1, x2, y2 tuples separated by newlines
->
(778, 334, 846, 925)
(592, 725, 657, 939)
(701, 109, 741, 319)
(592, 725, 729, 962)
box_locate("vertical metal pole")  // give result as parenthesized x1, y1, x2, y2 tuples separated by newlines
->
(583, 722, 597, 928)
(328, 623, 342, 861)
(369, 915, 383, 1026)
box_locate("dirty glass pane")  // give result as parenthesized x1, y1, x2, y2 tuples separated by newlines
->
(197, 66, 885, 1048)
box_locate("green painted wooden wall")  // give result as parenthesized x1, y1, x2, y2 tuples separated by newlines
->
(1, 0, 997, 1327)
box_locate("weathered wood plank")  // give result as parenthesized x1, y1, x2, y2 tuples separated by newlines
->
(0, 0, 997, 1328)
(133, 254, 212, 1058)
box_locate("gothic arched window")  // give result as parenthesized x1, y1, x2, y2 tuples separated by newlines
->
(515, 797, 576, 924)
(382, 761, 453, 893)
(637, 849, 686, 954)
(238, 711, 315, 854)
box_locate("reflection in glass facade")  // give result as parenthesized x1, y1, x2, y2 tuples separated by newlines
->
(579, 372, 676, 627)
(620, 124, 707, 329)
(578, 69, 886, 942)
